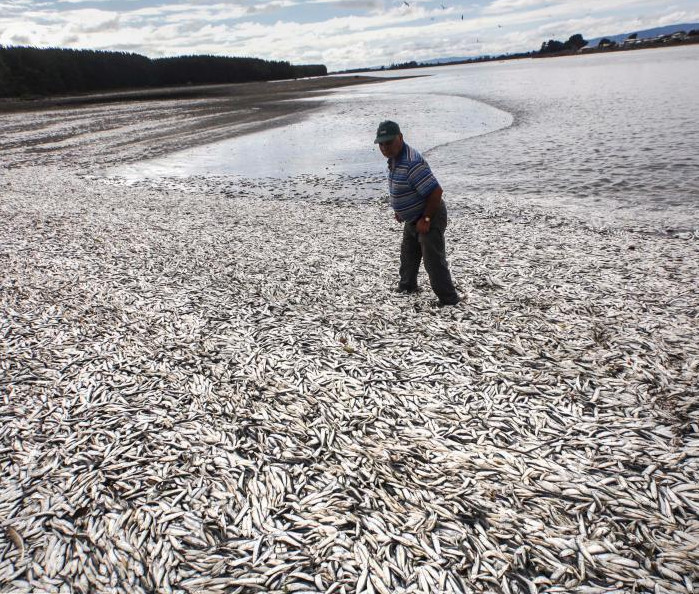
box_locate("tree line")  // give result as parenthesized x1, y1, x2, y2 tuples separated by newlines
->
(381, 51, 533, 71)
(538, 34, 587, 55)
(597, 29, 699, 49)
(344, 33, 590, 73)
(0, 46, 327, 98)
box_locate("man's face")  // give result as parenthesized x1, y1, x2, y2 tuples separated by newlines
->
(378, 134, 403, 159)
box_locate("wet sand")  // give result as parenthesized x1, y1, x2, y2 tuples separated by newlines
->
(1, 77, 698, 592)
(0, 75, 388, 168)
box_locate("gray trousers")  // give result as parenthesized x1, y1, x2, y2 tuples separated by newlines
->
(398, 200, 459, 304)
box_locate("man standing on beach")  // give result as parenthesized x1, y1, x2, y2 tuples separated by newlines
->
(375, 120, 459, 306)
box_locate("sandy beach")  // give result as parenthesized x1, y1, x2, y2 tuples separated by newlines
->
(1, 77, 698, 593)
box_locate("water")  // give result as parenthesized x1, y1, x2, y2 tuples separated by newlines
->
(114, 92, 511, 178)
(116, 45, 699, 229)
(426, 46, 699, 225)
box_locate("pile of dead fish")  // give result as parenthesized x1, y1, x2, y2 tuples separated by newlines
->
(1, 136, 698, 592)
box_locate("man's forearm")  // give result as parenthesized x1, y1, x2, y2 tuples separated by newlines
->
(423, 187, 443, 219)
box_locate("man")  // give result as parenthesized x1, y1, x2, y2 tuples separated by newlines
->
(375, 120, 459, 306)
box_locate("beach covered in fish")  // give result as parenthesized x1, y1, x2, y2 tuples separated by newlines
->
(1, 80, 698, 593)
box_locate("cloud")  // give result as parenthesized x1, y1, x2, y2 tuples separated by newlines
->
(1, 0, 697, 70)
(7, 34, 32, 44)
(657, 10, 699, 25)
(0, 0, 33, 7)
(307, 0, 384, 8)
(483, 0, 550, 15)
(127, 3, 251, 23)
(71, 10, 121, 33)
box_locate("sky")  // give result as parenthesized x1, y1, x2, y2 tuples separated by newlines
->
(1, 0, 698, 71)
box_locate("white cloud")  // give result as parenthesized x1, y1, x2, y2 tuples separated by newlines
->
(69, 9, 122, 33)
(483, 0, 550, 15)
(1, 0, 697, 70)
(127, 3, 251, 22)
(657, 10, 699, 26)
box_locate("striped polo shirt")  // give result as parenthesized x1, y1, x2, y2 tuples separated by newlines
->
(388, 143, 440, 223)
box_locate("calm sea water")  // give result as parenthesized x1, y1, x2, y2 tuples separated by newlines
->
(117, 45, 699, 229)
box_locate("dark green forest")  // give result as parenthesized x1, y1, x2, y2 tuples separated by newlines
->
(0, 46, 327, 98)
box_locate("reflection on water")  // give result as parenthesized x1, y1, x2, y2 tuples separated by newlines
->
(116, 45, 699, 228)
(115, 91, 511, 179)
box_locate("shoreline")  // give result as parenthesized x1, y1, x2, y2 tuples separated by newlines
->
(1, 82, 698, 592)
(0, 75, 387, 113)
(0, 75, 388, 169)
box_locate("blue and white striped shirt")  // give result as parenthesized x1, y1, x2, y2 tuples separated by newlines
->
(388, 143, 440, 223)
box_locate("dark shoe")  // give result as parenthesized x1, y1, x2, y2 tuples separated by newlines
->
(435, 298, 460, 307)
(396, 285, 420, 294)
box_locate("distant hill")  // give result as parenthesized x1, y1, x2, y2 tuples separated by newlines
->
(419, 56, 480, 65)
(408, 52, 521, 66)
(586, 23, 699, 47)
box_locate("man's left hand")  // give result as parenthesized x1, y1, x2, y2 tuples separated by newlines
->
(416, 216, 431, 235)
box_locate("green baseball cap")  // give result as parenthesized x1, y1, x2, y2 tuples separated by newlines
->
(374, 120, 401, 144)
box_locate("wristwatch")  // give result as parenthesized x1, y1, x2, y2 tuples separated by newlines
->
(424, 216, 431, 222)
